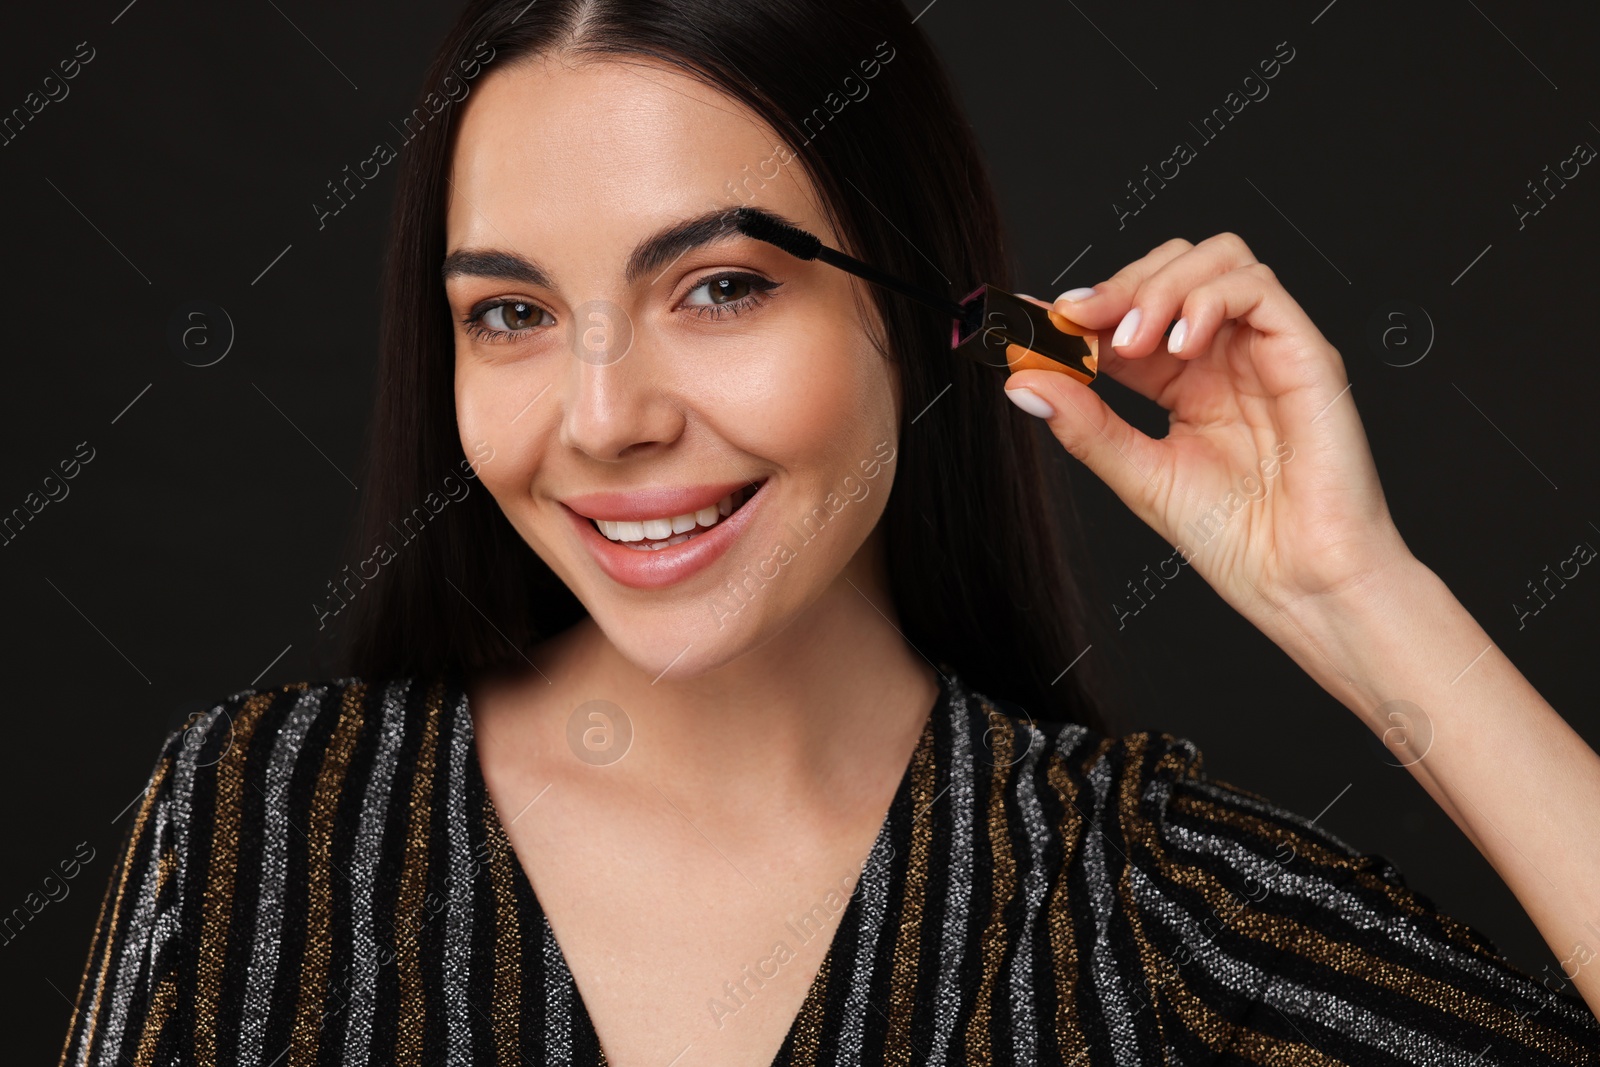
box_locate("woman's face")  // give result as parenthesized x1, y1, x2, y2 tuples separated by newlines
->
(445, 54, 902, 679)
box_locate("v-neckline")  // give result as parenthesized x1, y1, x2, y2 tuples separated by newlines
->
(459, 671, 951, 1065)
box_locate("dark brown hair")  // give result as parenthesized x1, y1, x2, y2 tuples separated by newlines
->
(337, 0, 1118, 735)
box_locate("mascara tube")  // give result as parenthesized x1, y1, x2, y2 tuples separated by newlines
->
(952, 285, 1099, 385)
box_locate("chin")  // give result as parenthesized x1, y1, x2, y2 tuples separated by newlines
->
(590, 599, 774, 682)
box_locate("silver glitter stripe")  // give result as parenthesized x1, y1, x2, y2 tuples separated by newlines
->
(1052, 720, 1092, 765)
(1081, 753, 1142, 1066)
(924, 681, 976, 1067)
(1254, 969, 1487, 1064)
(444, 692, 475, 1065)
(1128, 867, 1477, 1063)
(542, 916, 573, 1065)
(342, 679, 413, 1067)
(238, 686, 329, 1067)
(69, 760, 164, 1067)
(833, 800, 901, 1065)
(1157, 823, 1555, 1005)
(1004, 723, 1054, 1066)
(152, 700, 233, 970)
(93, 701, 232, 1067)
(93, 791, 172, 1067)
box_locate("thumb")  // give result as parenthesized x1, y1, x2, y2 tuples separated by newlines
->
(1004, 368, 1167, 514)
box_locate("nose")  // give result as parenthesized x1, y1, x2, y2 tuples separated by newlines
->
(558, 306, 684, 461)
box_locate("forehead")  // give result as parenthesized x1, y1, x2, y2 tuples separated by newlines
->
(445, 54, 814, 264)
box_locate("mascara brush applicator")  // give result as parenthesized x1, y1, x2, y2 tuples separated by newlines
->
(731, 206, 1098, 385)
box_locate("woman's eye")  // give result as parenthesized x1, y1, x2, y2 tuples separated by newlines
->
(483, 301, 548, 332)
(686, 275, 754, 305)
(461, 299, 553, 342)
(682, 272, 781, 319)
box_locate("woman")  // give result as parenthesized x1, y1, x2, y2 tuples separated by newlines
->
(58, 0, 1600, 1064)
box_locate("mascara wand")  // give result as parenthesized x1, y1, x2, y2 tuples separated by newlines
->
(730, 206, 1098, 385)
(731, 207, 971, 323)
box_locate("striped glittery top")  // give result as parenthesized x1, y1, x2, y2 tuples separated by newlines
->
(58, 669, 1600, 1066)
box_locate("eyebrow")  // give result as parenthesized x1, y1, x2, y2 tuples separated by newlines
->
(440, 206, 799, 289)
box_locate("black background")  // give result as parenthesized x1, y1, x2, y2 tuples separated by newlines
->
(5, 0, 1599, 1058)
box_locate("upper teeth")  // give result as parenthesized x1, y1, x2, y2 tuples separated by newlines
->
(594, 488, 749, 543)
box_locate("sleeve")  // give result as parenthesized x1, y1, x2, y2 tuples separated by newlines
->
(57, 720, 194, 1067)
(1120, 730, 1600, 1066)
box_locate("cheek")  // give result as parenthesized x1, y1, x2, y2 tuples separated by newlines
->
(702, 320, 892, 462)
(455, 361, 548, 508)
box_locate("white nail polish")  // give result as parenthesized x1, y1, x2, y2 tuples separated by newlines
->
(1057, 287, 1096, 302)
(1112, 307, 1141, 348)
(1168, 316, 1189, 354)
(1005, 387, 1054, 419)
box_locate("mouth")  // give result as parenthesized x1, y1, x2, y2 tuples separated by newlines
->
(588, 479, 766, 551)
(560, 477, 772, 591)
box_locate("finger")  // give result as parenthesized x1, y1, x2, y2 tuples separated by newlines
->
(1003, 365, 1168, 523)
(1048, 237, 1197, 335)
(1095, 231, 1262, 360)
(1173, 261, 1337, 397)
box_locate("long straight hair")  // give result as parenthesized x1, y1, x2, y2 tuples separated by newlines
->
(339, 0, 1120, 736)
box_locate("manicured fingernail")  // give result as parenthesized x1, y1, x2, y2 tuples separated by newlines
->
(1057, 287, 1096, 302)
(1005, 386, 1054, 419)
(1112, 306, 1141, 349)
(1168, 316, 1189, 354)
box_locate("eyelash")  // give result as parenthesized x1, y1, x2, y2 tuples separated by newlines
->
(458, 271, 783, 344)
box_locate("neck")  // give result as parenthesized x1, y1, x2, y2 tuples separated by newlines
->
(510, 554, 939, 820)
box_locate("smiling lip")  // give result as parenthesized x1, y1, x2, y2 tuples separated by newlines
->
(561, 478, 769, 591)
(561, 480, 753, 522)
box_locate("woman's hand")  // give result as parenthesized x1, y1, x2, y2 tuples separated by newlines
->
(1007, 236, 1600, 1027)
(1006, 233, 1413, 630)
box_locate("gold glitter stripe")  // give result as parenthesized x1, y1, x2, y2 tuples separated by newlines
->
(393, 681, 445, 1066)
(289, 681, 368, 1067)
(1142, 963, 1242, 1061)
(196, 691, 277, 1067)
(483, 788, 521, 1066)
(963, 701, 1017, 1063)
(133, 975, 178, 1067)
(72, 751, 172, 1066)
(1218, 1021, 1348, 1065)
(883, 719, 937, 1065)
(1044, 737, 1098, 1066)
(57, 856, 117, 1067)
(785, 948, 832, 1067)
